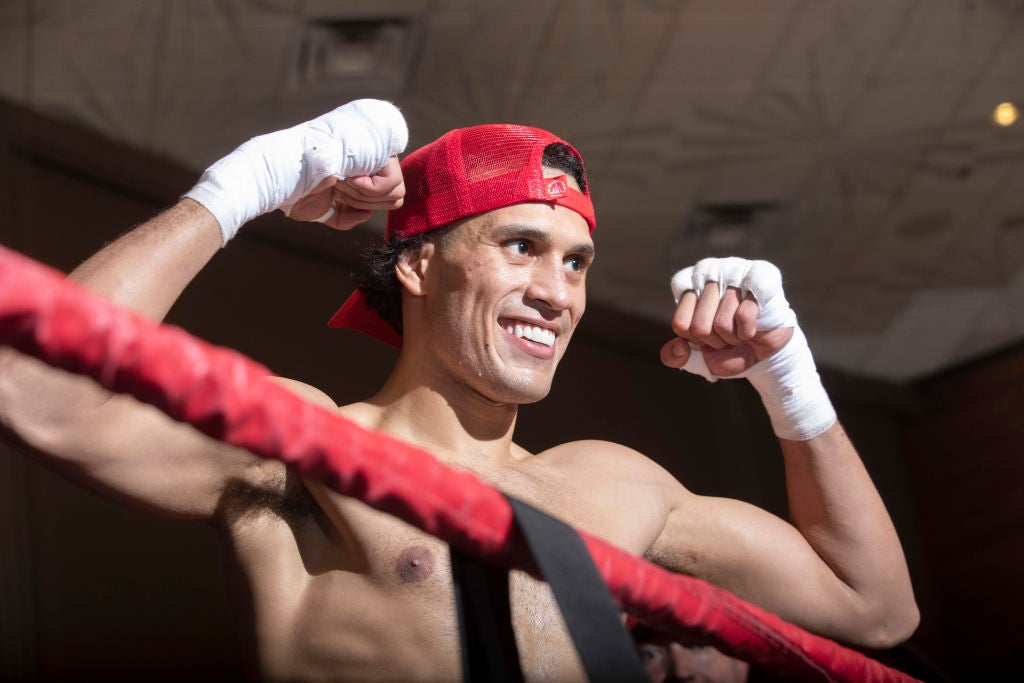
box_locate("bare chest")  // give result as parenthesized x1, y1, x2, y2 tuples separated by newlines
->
(224, 461, 661, 681)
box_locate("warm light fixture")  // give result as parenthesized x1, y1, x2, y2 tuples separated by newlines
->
(992, 101, 1019, 127)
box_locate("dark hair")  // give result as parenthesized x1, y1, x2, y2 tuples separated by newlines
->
(356, 230, 430, 335)
(359, 141, 588, 335)
(543, 142, 587, 194)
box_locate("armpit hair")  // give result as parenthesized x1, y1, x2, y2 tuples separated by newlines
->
(216, 467, 313, 525)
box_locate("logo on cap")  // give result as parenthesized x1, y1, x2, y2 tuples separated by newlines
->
(545, 177, 568, 197)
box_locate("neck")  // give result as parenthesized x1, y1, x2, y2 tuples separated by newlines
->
(365, 351, 524, 467)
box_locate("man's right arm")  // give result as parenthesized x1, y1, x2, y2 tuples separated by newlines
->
(0, 99, 408, 520)
(0, 199, 250, 519)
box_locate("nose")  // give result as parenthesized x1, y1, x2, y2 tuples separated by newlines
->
(525, 256, 574, 312)
(667, 643, 697, 682)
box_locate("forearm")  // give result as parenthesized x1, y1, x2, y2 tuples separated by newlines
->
(780, 422, 919, 644)
(69, 198, 222, 321)
(68, 98, 407, 321)
(3, 97, 406, 443)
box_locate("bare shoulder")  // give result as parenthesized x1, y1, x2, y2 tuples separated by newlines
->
(269, 376, 340, 410)
(514, 440, 691, 555)
(537, 439, 686, 491)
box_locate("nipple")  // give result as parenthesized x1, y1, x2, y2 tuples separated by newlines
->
(395, 546, 435, 583)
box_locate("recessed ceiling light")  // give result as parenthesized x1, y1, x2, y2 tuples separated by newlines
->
(992, 101, 1019, 127)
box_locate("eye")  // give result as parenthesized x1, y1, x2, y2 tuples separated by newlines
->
(505, 238, 531, 256)
(565, 253, 590, 272)
(638, 645, 664, 662)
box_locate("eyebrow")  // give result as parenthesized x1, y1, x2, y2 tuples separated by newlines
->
(493, 223, 596, 257)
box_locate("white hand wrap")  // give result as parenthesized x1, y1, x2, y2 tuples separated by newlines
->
(184, 99, 408, 244)
(671, 257, 836, 441)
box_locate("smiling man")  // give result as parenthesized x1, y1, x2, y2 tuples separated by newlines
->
(0, 100, 918, 681)
(328, 125, 595, 406)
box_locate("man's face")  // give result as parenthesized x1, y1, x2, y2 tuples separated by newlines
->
(636, 638, 750, 683)
(415, 177, 594, 405)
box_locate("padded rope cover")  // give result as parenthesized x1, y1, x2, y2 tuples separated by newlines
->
(0, 245, 921, 683)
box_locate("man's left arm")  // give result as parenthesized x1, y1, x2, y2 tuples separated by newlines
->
(658, 257, 919, 649)
(779, 421, 919, 647)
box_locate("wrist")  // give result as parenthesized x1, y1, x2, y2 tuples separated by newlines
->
(183, 130, 296, 245)
(739, 326, 836, 441)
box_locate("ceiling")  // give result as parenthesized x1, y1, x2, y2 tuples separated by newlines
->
(2, 0, 1023, 382)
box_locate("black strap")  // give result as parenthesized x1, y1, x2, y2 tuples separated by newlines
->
(451, 548, 524, 683)
(450, 497, 647, 683)
(507, 496, 647, 683)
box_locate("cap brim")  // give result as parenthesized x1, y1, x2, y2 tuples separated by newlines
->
(327, 291, 404, 349)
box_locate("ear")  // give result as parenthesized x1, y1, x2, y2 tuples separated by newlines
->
(395, 241, 435, 297)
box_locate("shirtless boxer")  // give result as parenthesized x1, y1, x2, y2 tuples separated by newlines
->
(0, 99, 918, 681)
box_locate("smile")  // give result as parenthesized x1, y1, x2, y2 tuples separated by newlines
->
(503, 323, 556, 348)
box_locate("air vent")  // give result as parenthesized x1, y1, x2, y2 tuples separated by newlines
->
(666, 201, 782, 267)
(680, 201, 780, 251)
(292, 18, 418, 92)
(692, 202, 778, 226)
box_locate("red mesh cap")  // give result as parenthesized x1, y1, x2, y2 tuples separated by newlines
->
(328, 124, 595, 347)
(384, 123, 595, 240)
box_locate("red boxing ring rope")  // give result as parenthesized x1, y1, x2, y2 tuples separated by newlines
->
(0, 244, 921, 683)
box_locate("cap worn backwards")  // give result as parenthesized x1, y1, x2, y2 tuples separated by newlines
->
(328, 124, 595, 347)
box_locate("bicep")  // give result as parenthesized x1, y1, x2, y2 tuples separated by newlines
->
(647, 493, 867, 641)
(2, 353, 265, 520)
(65, 393, 266, 519)
(78, 376, 336, 518)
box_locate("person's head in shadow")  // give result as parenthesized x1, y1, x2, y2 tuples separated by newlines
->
(632, 623, 750, 683)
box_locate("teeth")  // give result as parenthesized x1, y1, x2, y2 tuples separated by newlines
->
(505, 323, 555, 347)
(533, 327, 555, 346)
